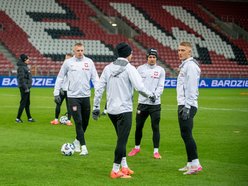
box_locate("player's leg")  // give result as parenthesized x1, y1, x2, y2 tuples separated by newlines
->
(16, 88, 27, 122)
(178, 105, 201, 174)
(150, 105, 161, 159)
(109, 112, 132, 178)
(128, 104, 148, 156)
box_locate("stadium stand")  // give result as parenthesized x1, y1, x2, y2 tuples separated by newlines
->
(0, 0, 247, 78)
(199, 1, 248, 32)
(0, 53, 14, 76)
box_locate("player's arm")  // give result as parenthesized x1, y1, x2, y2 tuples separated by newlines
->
(93, 67, 107, 109)
(127, 65, 152, 97)
(53, 62, 68, 96)
(154, 68, 166, 97)
(17, 67, 28, 90)
(185, 64, 200, 108)
(90, 61, 100, 88)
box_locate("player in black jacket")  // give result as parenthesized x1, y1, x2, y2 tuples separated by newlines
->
(16, 54, 35, 123)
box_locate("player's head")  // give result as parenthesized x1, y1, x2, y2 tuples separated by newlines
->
(73, 43, 84, 59)
(178, 42, 192, 61)
(65, 53, 73, 60)
(116, 42, 132, 61)
(19, 54, 30, 64)
(146, 48, 158, 66)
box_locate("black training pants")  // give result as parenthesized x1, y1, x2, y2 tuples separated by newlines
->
(108, 112, 132, 164)
(55, 91, 71, 120)
(178, 105, 198, 162)
(135, 104, 161, 148)
(17, 88, 31, 119)
(68, 97, 90, 146)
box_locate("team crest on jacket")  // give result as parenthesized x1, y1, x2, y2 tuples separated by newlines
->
(151, 71, 159, 79)
(72, 106, 77, 111)
(82, 63, 89, 70)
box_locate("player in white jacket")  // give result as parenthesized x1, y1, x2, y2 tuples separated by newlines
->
(128, 48, 165, 159)
(53, 43, 99, 156)
(176, 41, 202, 175)
(51, 53, 73, 126)
(92, 42, 155, 179)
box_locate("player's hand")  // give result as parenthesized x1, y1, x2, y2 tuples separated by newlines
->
(148, 94, 156, 103)
(24, 88, 30, 93)
(60, 88, 64, 96)
(179, 106, 190, 120)
(92, 109, 100, 120)
(54, 95, 61, 105)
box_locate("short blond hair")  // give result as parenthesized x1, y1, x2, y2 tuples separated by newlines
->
(66, 53, 73, 57)
(74, 42, 83, 47)
(179, 41, 192, 48)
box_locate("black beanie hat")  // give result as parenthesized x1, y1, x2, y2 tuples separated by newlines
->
(20, 54, 28, 62)
(116, 42, 132, 58)
(147, 48, 158, 58)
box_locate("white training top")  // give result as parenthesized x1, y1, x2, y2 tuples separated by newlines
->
(137, 63, 165, 105)
(93, 58, 153, 115)
(54, 56, 99, 98)
(176, 57, 201, 108)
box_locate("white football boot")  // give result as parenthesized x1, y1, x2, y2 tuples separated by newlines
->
(73, 139, 81, 152)
(80, 145, 88, 156)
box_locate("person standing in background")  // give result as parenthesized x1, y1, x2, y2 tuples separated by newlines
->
(92, 42, 155, 179)
(128, 48, 165, 159)
(177, 41, 202, 175)
(16, 54, 35, 123)
(53, 43, 99, 156)
(51, 53, 73, 126)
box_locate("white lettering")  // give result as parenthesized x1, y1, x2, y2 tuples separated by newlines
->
(224, 80, 230, 87)
(170, 79, 177, 87)
(164, 79, 177, 87)
(46, 78, 54, 86)
(199, 80, 208, 87)
(2, 78, 18, 86)
(230, 80, 237, 87)
(236, 80, 243, 87)
(245, 80, 248, 87)
(211, 80, 218, 87)
(2, 78, 10, 86)
(32, 78, 55, 86)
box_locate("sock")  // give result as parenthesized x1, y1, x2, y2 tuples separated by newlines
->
(55, 118, 58, 121)
(191, 159, 200, 166)
(135, 145, 140, 149)
(153, 148, 159, 154)
(104, 109, 107, 114)
(112, 163, 120, 173)
(121, 157, 128, 168)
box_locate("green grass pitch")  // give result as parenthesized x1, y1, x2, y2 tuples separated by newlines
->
(0, 88, 247, 185)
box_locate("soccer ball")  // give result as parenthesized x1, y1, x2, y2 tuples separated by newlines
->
(61, 143, 75, 156)
(59, 115, 68, 124)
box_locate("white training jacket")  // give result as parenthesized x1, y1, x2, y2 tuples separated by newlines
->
(137, 63, 165, 105)
(93, 58, 153, 115)
(61, 73, 69, 91)
(176, 57, 201, 108)
(54, 56, 99, 98)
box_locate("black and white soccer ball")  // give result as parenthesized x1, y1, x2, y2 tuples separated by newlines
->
(59, 115, 68, 125)
(61, 143, 75, 156)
